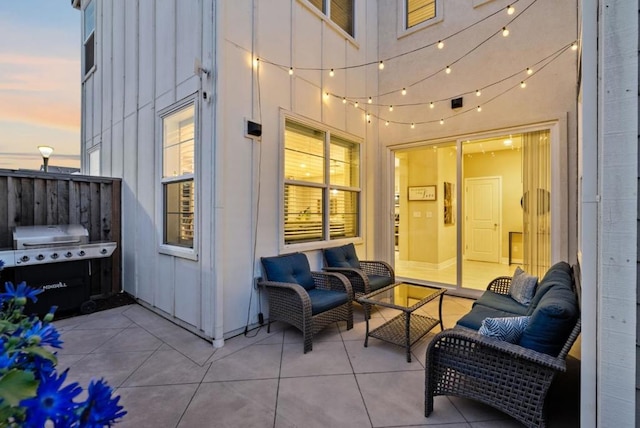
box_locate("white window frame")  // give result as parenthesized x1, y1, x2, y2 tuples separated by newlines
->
(299, 0, 357, 43)
(280, 113, 363, 252)
(157, 95, 199, 260)
(397, 0, 443, 39)
(82, 0, 96, 78)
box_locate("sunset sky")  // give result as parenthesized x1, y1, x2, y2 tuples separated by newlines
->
(0, 1, 81, 171)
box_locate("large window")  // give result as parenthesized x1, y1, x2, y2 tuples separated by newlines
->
(83, 0, 95, 76)
(308, 0, 354, 36)
(284, 119, 360, 246)
(406, 0, 436, 29)
(162, 104, 195, 249)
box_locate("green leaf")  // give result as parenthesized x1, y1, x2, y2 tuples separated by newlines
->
(0, 370, 37, 406)
(22, 347, 58, 365)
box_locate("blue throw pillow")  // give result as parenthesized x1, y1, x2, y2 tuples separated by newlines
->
(478, 316, 530, 343)
(509, 266, 538, 306)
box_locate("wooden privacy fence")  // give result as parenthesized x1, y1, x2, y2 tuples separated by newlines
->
(0, 169, 122, 297)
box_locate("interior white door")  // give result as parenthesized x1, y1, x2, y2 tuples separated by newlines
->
(465, 177, 501, 262)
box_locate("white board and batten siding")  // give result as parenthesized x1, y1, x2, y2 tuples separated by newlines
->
(80, 0, 378, 340)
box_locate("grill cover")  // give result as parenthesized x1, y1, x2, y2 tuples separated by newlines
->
(13, 225, 89, 249)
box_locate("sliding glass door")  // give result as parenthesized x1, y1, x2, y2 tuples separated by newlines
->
(393, 129, 551, 293)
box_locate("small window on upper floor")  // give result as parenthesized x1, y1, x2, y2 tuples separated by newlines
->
(406, 0, 436, 28)
(83, 0, 95, 76)
(307, 0, 354, 37)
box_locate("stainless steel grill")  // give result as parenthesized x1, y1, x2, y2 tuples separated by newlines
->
(0, 225, 116, 267)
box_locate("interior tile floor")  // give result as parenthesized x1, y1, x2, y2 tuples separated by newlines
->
(53, 296, 580, 428)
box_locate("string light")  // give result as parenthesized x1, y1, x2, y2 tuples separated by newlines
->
(520, 81, 527, 88)
(571, 42, 578, 51)
(477, 106, 482, 112)
(502, 27, 509, 37)
(385, 121, 389, 126)
(366, 113, 371, 122)
(253, 57, 260, 67)
(289, 67, 294, 75)
(354, 101, 359, 108)
(401, 88, 407, 95)
(379, 61, 385, 70)
(342, 97, 347, 104)
(507, 5, 515, 15)
(445, 66, 451, 74)
(440, 119, 444, 125)
(526, 67, 533, 75)
(429, 102, 434, 109)
(411, 123, 415, 129)
(389, 105, 393, 112)
(368, 97, 373, 104)
(324, 92, 330, 100)
(329, 68, 335, 77)
(476, 89, 481, 96)
(437, 40, 444, 49)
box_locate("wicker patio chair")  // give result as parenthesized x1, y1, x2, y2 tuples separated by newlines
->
(424, 264, 582, 428)
(260, 252, 353, 353)
(322, 243, 394, 316)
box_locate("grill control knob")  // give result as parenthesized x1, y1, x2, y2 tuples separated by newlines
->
(36, 254, 45, 261)
(51, 253, 59, 260)
(65, 252, 73, 258)
(21, 255, 30, 262)
(78, 250, 86, 257)
(100, 248, 108, 255)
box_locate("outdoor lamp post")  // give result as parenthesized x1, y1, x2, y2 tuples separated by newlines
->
(38, 145, 54, 172)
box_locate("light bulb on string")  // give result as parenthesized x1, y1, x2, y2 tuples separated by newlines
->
(379, 61, 384, 70)
(366, 113, 371, 122)
(389, 105, 393, 112)
(385, 121, 389, 126)
(324, 92, 330, 100)
(571, 42, 578, 51)
(342, 97, 347, 104)
(354, 101, 359, 108)
(440, 119, 444, 125)
(520, 81, 527, 88)
(429, 102, 434, 109)
(507, 5, 515, 15)
(437, 40, 444, 49)
(368, 97, 372, 104)
(477, 106, 482, 112)
(526, 67, 533, 75)
(502, 27, 509, 37)
(329, 68, 335, 77)
(476, 89, 481, 96)
(253, 57, 260, 68)
(411, 123, 415, 129)
(401, 88, 407, 96)
(289, 67, 294, 75)
(445, 66, 451, 74)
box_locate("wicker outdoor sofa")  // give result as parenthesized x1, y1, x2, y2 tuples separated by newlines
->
(425, 261, 581, 428)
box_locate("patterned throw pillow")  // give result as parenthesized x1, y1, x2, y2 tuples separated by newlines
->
(478, 316, 530, 343)
(509, 266, 538, 306)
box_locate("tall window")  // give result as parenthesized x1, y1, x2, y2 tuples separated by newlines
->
(83, 0, 95, 75)
(162, 104, 195, 248)
(406, 0, 436, 29)
(283, 119, 360, 245)
(308, 0, 354, 36)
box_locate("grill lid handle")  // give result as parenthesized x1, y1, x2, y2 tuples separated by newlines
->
(22, 239, 82, 247)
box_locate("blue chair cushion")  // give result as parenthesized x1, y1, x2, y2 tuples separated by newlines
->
(368, 274, 394, 291)
(527, 261, 573, 315)
(261, 253, 315, 291)
(473, 291, 529, 316)
(456, 305, 527, 330)
(323, 243, 361, 269)
(519, 285, 579, 356)
(307, 288, 349, 315)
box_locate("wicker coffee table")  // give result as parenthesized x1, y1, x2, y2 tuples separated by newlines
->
(358, 282, 445, 362)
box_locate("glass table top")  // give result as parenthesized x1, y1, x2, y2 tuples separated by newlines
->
(357, 282, 446, 312)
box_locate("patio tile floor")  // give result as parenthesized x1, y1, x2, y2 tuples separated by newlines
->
(54, 296, 579, 427)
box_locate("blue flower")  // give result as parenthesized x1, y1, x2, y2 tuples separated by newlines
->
(23, 321, 63, 349)
(1, 281, 42, 304)
(78, 378, 127, 427)
(20, 369, 82, 427)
